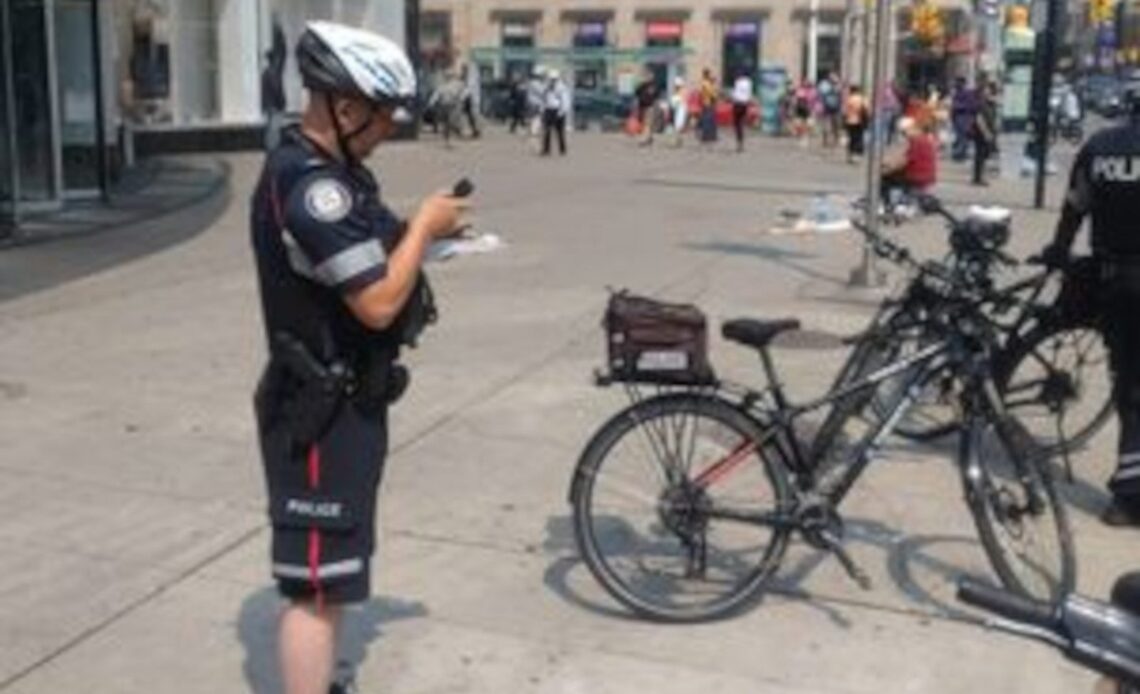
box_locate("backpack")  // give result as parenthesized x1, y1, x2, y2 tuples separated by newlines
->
(822, 86, 841, 112)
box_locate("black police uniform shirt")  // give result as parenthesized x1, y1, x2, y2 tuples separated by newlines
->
(250, 126, 403, 362)
(1065, 121, 1140, 257)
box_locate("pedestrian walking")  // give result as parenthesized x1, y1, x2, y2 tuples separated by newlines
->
(432, 71, 464, 148)
(669, 76, 689, 147)
(844, 85, 869, 163)
(458, 64, 481, 139)
(260, 17, 287, 151)
(818, 72, 843, 148)
(1038, 86, 1140, 526)
(527, 68, 546, 151)
(972, 82, 999, 186)
(882, 81, 903, 146)
(731, 70, 754, 153)
(508, 75, 527, 134)
(250, 22, 468, 694)
(634, 70, 661, 147)
(541, 70, 569, 156)
(793, 80, 815, 146)
(950, 77, 976, 161)
(698, 68, 719, 146)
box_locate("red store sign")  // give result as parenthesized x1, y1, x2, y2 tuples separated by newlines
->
(646, 21, 683, 41)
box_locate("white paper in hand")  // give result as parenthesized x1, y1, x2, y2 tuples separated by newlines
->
(427, 232, 506, 262)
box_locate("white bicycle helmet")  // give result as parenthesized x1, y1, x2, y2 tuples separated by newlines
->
(297, 21, 416, 122)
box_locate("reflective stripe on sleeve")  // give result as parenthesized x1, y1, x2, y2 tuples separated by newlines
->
(314, 239, 385, 286)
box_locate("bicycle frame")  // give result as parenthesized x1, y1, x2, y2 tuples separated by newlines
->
(708, 339, 951, 512)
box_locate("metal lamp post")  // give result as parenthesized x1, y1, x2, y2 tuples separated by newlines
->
(850, 0, 892, 287)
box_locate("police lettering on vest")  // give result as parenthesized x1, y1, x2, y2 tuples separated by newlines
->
(1091, 156, 1140, 183)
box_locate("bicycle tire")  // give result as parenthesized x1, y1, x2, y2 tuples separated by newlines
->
(995, 321, 1114, 455)
(962, 414, 1076, 603)
(570, 393, 793, 622)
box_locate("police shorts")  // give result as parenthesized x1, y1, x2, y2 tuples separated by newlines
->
(258, 403, 387, 605)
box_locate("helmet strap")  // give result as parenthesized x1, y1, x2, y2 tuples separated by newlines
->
(325, 95, 376, 165)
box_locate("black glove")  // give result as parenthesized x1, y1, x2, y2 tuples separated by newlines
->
(1039, 243, 1071, 270)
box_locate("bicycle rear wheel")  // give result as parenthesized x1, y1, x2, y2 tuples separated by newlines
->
(962, 414, 1075, 603)
(570, 393, 793, 622)
(996, 322, 1113, 454)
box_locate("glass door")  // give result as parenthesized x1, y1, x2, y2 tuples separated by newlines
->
(54, 0, 102, 196)
(1, 0, 17, 229)
(11, 0, 58, 205)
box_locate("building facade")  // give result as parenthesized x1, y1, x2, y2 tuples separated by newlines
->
(1, 0, 408, 230)
(420, 0, 975, 96)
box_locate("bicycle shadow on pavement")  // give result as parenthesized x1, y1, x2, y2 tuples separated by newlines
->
(541, 512, 995, 629)
(680, 241, 849, 288)
(882, 435, 1114, 521)
(237, 587, 428, 693)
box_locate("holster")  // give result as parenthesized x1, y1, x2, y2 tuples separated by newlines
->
(353, 346, 409, 414)
(256, 331, 351, 447)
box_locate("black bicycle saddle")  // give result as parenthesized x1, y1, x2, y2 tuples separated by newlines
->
(722, 319, 801, 350)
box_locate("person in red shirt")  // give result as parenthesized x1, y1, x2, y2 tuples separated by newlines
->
(882, 114, 938, 202)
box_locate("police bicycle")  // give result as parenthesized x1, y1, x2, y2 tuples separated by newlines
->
(836, 195, 1112, 459)
(569, 227, 1075, 622)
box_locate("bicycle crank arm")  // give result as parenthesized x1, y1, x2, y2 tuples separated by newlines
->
(831, 544, 873, 591)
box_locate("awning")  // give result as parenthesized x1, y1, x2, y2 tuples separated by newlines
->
(469, 45, 693, 64)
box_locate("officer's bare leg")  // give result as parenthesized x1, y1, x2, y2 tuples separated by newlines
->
(280, 601, 343, 694)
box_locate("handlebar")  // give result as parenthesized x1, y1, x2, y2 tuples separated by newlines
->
(958, 579, 1058, 630)
(957, 579, 1140, 687)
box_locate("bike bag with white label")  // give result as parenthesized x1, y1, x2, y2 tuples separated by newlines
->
(603, 290, 715, 385)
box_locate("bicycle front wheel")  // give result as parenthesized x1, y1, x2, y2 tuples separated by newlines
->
(996, 322, 1113, 454)
(859, 330, 959, 442)
(962, 414, 1075, 603)
(571, 393, 793, 622)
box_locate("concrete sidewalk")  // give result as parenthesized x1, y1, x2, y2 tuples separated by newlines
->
(0, 157, 229, 301)
(0, 129, 1125, 693)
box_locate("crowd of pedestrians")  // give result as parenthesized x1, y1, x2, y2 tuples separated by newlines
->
(416, 60, 1017, 195)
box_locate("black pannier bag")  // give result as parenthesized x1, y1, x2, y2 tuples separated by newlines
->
(604, 291, 715, 385)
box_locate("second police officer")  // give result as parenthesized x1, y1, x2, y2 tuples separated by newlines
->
(250, 22, 468, 694)
(1041, 85, 1140, 528)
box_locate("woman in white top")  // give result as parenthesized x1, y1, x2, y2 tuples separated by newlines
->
(731, 72, 754, 152)
(669, 77, 689, 147)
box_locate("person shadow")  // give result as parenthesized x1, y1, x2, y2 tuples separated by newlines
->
(237, 587, 428, 693)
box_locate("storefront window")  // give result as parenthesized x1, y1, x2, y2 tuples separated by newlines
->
(817, 26, 842, 81)
(502, 21, 535, 81)
(722, 22, 759, 88)
(573, 21, 607, 89)
(646, 21, 682, 93)
(11, 0, 55, 202)
(802, 23, 842, 83)
(55, 0, 102, 193)
(420, 11, 452, 72)
(173, 0, 219, 124)
(0, 0, 13, 224)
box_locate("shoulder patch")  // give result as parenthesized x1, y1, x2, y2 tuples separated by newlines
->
(304, 178, 353, 223)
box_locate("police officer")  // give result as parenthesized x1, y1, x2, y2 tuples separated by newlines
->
(1040, 85, 1140, 528)
(250, 22, 466, 694)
